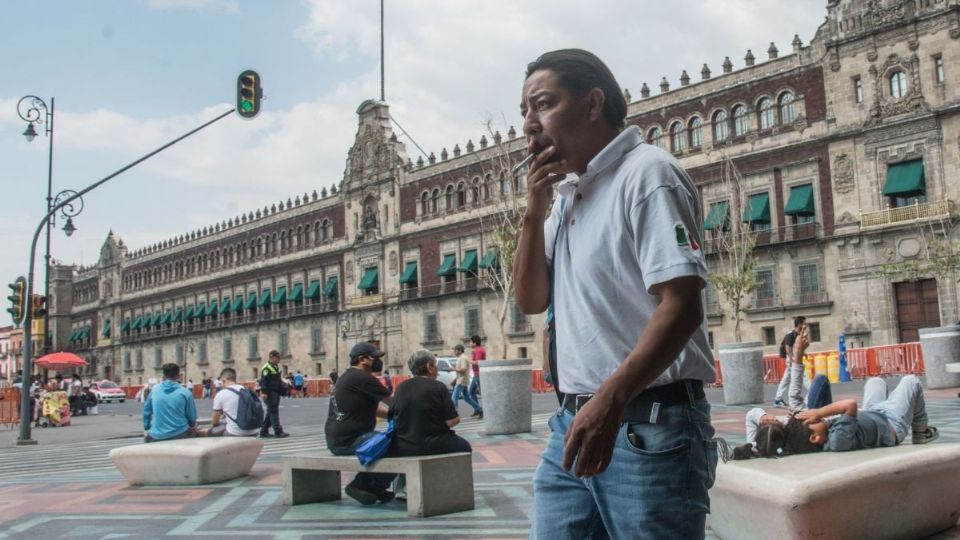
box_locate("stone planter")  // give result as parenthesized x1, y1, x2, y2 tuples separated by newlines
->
(718, 341, 765, 405)
(919, 326, 960, 389)
(478, 358, 532, 435)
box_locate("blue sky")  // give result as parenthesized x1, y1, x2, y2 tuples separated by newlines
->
(1, 0, 825, 325)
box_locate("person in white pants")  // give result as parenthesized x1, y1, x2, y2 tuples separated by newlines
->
(773, 316, 807, 409)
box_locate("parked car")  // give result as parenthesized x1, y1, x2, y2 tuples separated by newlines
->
(89, 380, 126, 403)
(434, 357, 460, 388)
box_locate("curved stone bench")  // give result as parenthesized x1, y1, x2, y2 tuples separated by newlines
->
(110, 437, 263, 486)
(709, 443, 960, 540)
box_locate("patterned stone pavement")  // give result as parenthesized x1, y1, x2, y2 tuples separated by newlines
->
(0, 380, 957, 539)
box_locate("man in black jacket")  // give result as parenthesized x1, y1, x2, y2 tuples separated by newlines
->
(259, 350, 289, 438)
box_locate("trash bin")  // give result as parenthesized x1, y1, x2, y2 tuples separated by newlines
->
(479, 358, 532, 435)
(718, 342, 764, 405)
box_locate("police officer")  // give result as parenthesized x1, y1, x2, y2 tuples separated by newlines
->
(259, 350, 290, 438)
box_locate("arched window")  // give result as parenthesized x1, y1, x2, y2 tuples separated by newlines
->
(420, 191, 429, 215)
(758, 98, 775, 129)
(431, 189, 440, 213)
(779, 92, 796, 124)
(713, 110, 729, 142)
(688, 117, 703, 148)
(321, 219, 330, 241)
(647, 127, 663, 148)
(483, 175, 491, 200)
(313, 222, 321, 245)
(732, 105, 749, 136)
(889, 71, 907, 98)
(670, 122, 686, 153)
(445, 185, 454, 209)
(471, 179, 480, 206)
(456, 182, 466, 208)
(500, 173, 511, 194)
(324, 219, 333, 240)
(296, 226, 304, 248)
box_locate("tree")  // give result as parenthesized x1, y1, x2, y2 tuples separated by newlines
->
(706, 153, 760, 343)
(875, 216, 960, 283)
(471, 119, 527, 359)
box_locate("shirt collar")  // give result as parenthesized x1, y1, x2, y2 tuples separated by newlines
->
(582, 125, 642, 181)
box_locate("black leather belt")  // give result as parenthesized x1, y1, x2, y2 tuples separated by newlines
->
(562, 380, 705, 424)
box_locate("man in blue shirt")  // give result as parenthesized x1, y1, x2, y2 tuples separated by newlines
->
(293, 370, 305, 398)
(143, 363, 198, 443)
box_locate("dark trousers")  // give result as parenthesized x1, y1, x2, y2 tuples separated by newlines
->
(394, 432, 472, 457)
(330, 431, 396, 494)
(261, 391, 283, 435)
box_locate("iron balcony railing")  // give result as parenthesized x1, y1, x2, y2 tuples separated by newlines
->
(704, 222, 820, 254)
(859, 199, 954, 229)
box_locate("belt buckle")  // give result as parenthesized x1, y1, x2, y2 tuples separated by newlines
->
(575, 393, 594, 412)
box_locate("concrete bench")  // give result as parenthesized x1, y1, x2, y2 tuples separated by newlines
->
(110, 437, 263, 486)
(709, 443, 960, 540)
(283, 452, 474, 517)
(946, 362, 960, 373)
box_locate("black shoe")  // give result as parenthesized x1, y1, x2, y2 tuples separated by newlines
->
(345, 484, 379, 505)
(477, 412, 483, 419)
(470, 411, 480, 418)
(376, 490, 396, 503)
(258, 432, 270, 438)
(274, 432, 290, 438)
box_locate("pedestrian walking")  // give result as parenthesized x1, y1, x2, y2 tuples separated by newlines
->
(259, 351, 289, 438)
(773, 316, 807, 409)
(514, 49, 717, 538)
(467, 335, 485, 417)
(450, 344, 481, 418)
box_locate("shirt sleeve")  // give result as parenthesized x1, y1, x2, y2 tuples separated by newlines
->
(439, 384, 458, 420)
(543, 195, 567, 266)
(362, 374, 391, 401)
(824, 416, 858, 452)
(212, 391, 225, 413)
(630, 184, 708, 292)
(745, 407, 765, 446)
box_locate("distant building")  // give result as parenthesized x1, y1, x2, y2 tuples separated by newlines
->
(53, 0, 960, 383)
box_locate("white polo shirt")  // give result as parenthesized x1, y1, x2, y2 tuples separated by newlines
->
(544, 125, 716, 395)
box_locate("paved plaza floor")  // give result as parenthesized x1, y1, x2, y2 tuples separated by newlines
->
(0, 379, 958, 539)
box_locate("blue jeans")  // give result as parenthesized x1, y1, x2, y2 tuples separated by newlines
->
(806, 374, 832, 410)
(530, 395, 717, 539)
(452, 383, 482, 414)
(467, 376, 482, 414)
(862, 375, 927, 443)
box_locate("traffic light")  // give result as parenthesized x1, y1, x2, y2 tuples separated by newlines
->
(31, 294, 47, 319)
(237, 70, 262, 119)
(6, 277, 26, 326)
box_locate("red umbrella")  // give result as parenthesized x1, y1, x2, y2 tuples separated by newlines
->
(34, 352, 88, 372)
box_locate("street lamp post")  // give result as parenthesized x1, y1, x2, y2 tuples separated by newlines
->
(17, 96, 56, 356)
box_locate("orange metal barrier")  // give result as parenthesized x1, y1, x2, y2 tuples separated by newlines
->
(303, 378, 332, 397)
(531, 369, 554, 393)
(762, 355, 786, 384)
(0, 388, 21, 427)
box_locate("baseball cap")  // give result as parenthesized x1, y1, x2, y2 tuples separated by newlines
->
(349, 342, 385, 360)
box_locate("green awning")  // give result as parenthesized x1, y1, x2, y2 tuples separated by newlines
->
(287, 283, 303, 302)
(244, 292, 257, 310)
(131, 317, 142, 330)
(305, 280, 321, 300)
(323, 276, 338, 298)
(216, 298, 230, 315)
(457, 250, 478, 273)
(80, 327, 91, 340)
(435, 254, 457, 276)
(160, 310, 172, 325)
(68, 329, 79, 342)
(183, 305, 195, 320)
(221, 297, 235, 314)
(150, 312, 163, 327)
(171, 307, 183, 323)
(742, 193, 771, 224)
(703, 201, 729, 231)
(257, 289, 272, 308)
(272, 286, 287, 304)
(120, 319, 131, 333)
(358, 268, 378, 291)
(230, 295, 244, 313)
(479, 250, 499, 269)
(102, 320, 111, 338)
(194, 303, 206, 318)
(883, 160, 925, 197)
(784, 184, 815, 216)
(399, 261, 418, 284)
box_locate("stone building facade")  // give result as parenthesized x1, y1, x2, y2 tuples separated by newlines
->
(54, 0, 960, 384)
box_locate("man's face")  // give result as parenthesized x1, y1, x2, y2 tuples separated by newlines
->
(270, 354, 280, 365)
(521, 68, 595, 176)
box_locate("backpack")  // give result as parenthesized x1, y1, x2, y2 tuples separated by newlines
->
(223, 387, 264, 431)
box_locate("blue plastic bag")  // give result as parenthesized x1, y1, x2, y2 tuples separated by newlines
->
(355, 420, 395, 465)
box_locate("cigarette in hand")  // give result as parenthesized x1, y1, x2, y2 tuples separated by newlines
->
(512, 152, 537, 174)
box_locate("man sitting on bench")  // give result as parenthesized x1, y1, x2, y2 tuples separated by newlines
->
(201, 368, 260, 437)
(143, 363, 198, 443)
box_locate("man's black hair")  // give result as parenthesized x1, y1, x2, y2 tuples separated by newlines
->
(755, 418, 822, 457)
(470, 335, 482, 346)
(526, 48, 627, 130)
(162, 363, 180, 379)
(793, 316, 807, 328)
(219, 367, 237, 381)
(269, 350, 280, 359)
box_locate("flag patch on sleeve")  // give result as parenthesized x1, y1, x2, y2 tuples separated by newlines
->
(675, 224, 699, 251)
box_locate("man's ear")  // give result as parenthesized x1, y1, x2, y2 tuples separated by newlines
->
(586, 88, 605, 122)
(809, 432, 823, 444)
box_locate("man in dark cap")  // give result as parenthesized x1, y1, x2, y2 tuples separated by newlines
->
(324, 342, 396, 505)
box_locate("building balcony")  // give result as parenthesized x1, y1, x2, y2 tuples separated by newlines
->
(747, 293, 782, 311)
(704, 222, 820, 254)
(859, 199, 955, 230)
(790, 290, 830, 306)
(347, 293, 383, 308)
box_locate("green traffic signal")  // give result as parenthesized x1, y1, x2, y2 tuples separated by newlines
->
(6, 277, 26, 326)
(237, 70, 262, 119)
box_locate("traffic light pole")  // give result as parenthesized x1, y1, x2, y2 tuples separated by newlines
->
(17, 107, 236, 445)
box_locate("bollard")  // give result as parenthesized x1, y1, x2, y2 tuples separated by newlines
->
(478, 358, 532, 435)
(717, 342, 764, 405)
(918, 326, 960, 389)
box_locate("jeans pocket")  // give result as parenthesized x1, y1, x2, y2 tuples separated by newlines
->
(622, 421, 690, 456)
(704, 438, 718, 489)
